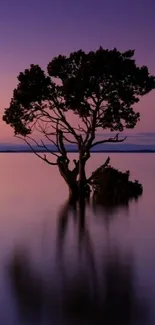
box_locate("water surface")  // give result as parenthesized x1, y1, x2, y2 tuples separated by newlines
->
(0, 153, 155, 324)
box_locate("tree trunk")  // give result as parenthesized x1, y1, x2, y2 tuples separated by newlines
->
(79, 156, 86, 197)
(78, 152, 90, 201)
(57, 159, 79, 202)
(57, 154, 90, 202)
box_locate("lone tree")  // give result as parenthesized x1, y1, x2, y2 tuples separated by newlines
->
(3, 48, 155, 199)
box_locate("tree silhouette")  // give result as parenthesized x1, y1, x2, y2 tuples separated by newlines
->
(3, 47, 155, 199)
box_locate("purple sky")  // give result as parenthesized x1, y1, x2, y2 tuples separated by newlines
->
(0, 0, 155, 141)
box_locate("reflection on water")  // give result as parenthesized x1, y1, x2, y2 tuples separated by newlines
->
(8, 249, 43, 322)
(1, 153, 155, 324)
(7, 200, 149, 325)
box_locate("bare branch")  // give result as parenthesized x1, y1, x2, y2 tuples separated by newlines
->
(58, 129, 67, 157)
(37, 122, 60, 152)
(48, 97, 80, 140)
(86, 110, 98, 148)
(77, 124, 88, 134)
(56, 121, 62, 154)
(26, 135, 44, 148)
(41, 122, 69, 163)
(82, 116, 91, 129)
(62, 134, 77, 144)
(81, 116, 92, 146)
(43, 133, 59, 149)
(15, 136, 58, 166)
(91, 134, 127, 148)
(57, 108, 80, 142)
(40, 140, 59, 157)
(32, 106, 71, 134)
(30, 102, 80, 143)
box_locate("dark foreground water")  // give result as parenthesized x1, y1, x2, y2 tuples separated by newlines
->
(0, 153, 155, 325)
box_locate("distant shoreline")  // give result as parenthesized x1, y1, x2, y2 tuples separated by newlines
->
(0, 150, 155, 154)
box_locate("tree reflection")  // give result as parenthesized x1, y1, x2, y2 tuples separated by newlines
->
(7, 199, 149, 325)
(7, 249, 44, 323)
(63, 250, 148, 325)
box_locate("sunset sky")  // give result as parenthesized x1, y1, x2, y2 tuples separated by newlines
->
(0, 0, 155, 143)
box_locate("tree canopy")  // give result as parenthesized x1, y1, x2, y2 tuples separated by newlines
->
(3, 47, 155, 146)
(3, 47, 155, 197)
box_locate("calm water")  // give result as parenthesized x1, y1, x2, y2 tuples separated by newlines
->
(0, 153, 155, 324)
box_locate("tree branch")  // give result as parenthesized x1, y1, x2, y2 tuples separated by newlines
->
(57, 129, 67, 157)
(57, 108, 80, 143)
(41, 120, 69, 163)
(86, 108, 99, 148)
(40, 140, 59, 157)
(43, 132, 59, 150)
(15, 135, 58, 165)
(91, 134, 127, 148)
(62, 134, 77, 144)
(33, 106, 71, 134)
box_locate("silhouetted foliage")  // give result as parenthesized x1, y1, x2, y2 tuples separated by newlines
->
(91, 159, 143, 206)
(3, 47, 155, 198)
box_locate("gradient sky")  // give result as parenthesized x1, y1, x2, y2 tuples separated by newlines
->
(0, 0, 155, 142)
